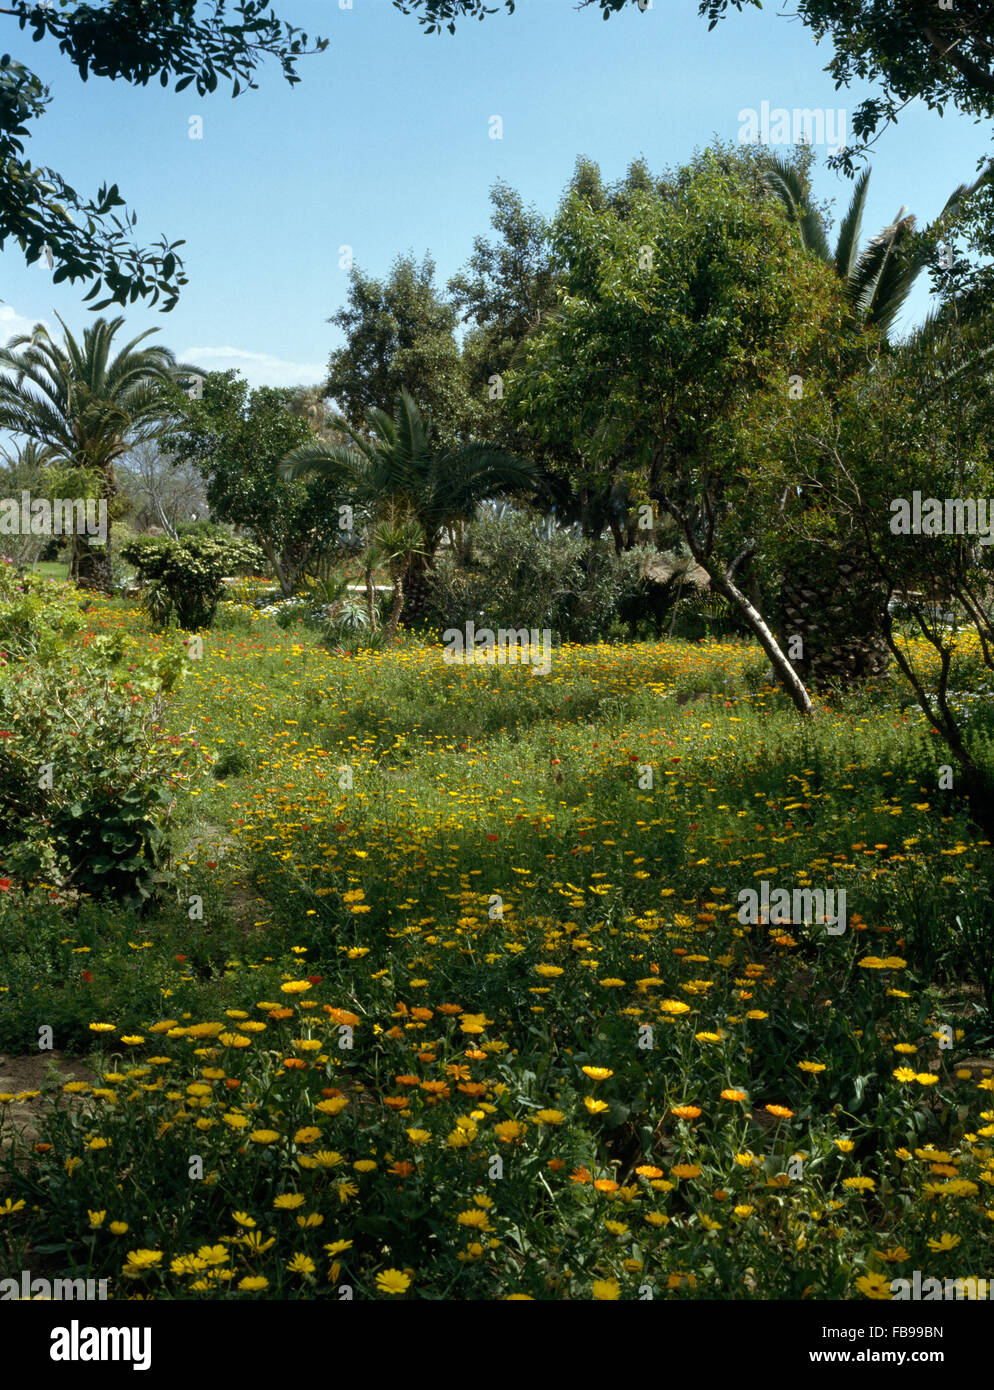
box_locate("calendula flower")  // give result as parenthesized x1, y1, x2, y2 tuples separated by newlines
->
(375, 1268, 411, 1295)
(927, 1232, 961, 1252)
(798, 1061, 826, 1073)
(855, 1272, 893, 1301)
(286, 1253, 316, 1275)
(274, 1193, 306, 1210)
(581, 1066, 613, 1081)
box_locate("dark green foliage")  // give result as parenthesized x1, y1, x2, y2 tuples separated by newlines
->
(121, 532, 263, 630)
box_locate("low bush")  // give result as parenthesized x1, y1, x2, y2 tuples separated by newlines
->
(121, 534, 265, 630)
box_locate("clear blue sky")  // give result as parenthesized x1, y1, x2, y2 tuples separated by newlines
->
(2, 0, 991, 390)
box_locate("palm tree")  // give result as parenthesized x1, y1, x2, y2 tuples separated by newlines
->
(760, 154, 993, 336)
(0, 315, 197, 592)
(280, 390, 538, 634)
(760, 156, 994, 688)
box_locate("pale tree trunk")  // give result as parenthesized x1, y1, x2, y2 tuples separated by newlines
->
(364, 565, 378, 629)
(658, 494, 813, 716)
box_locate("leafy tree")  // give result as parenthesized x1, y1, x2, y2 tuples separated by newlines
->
(116, 439, 208, 537)
(280, 390, 537, 636)
(508, 147, 855, 713)
(0, 314, 193, 590)
(771, 303, 994, 832)
(163, 371, 348, 596)
(0, 4, 327, 308)
(326, 253, 473, 451)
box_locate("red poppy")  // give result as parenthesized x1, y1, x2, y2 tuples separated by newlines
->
(486, 834, 498, 842)
(0, 878, 11, 891)
(81, 970, 94, 983)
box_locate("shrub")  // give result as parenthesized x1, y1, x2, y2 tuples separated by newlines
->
(0, 563, 86, 661)
(421, 514, 653, 643)
(121, 533, 264, 630)
(0, 641, 191, 903)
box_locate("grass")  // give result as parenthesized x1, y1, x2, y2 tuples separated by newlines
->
(1, 595, 993, 1300)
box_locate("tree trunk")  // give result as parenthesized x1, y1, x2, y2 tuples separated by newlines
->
(75, 519, 112, 595)
(364, 565, 378, 629)
(707, 564, 814, 715)
(385, 561, 407, 641)
(779, 549, 890, 689)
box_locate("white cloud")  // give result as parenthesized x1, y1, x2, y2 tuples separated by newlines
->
(182, 345, 325, 390)
(0, 304, 50, 347)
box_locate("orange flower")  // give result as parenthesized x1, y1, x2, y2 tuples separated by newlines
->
(671, 1164, 702, 1179)
(765, 1104, 794, 1119)
(282, 1058, 307, 1070)
(388, 1161, 416, 1177)
(322, 1007, 360, 1027)
(547, 1158, 565, 1172)
(569, 1166, 592, 1184)
(671, 1105, 702, 1120)
(593, 1178, 619, 1192)
(383, 1097, 410, 1111)
(268, 1008, 294, 1021)
(635, 1164, 663, 1178)
(394, 1075, 420, 1087)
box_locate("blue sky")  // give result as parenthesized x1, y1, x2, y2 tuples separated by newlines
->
(2, 0, 991, 390)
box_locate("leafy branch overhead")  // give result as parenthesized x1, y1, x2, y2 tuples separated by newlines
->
(0, 2, 328, 308)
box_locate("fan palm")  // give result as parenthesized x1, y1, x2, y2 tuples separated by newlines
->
(0, 314, 197, 591)
(280, 390, 538, 633)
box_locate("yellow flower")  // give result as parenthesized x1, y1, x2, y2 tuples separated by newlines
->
(0, 1198, 26, 1216)
(286, 1253, 316, 1275)
(232, 1211, 257, 1228)
(581, 1066, 613, 1081)
(456, 1209, 493, 1231)
(87, 1210, 106, 1228)
(733, 1205, 755, 1218)
(856, 1272, 893, 1300)
(238, 1276, 269, 1291)
(293, 1127, 321, 1145)
(109, 1221, 129, 1235)
(591, 1278, 621, 1300)
(927, 1232, 961, 1251)
(494, 1120, 526, 1143)
(584, 1097, 609, 1114)
(274, 1193, 306, 1210)
(315, 1097, 349, 1115)
(249, 1129, 280, 1144)
(281, 980, 313, 994)
(534, 1109, 565, 1125)
(406, 1128, 431, 1145)
(375, 1268, 411, 1295)
(798, 1061, 826, 1073)
(324, 1239, 353, 1257)
(834, 1139, 855, 1153)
